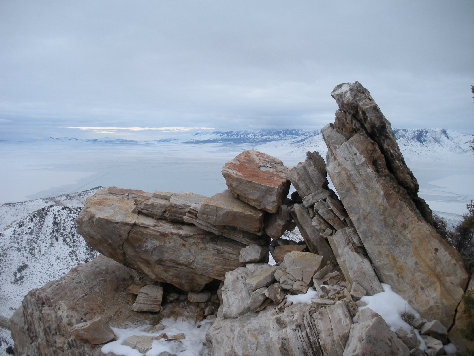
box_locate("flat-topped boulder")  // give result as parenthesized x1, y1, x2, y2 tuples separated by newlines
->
(77, 187, 245, 292)
(222, 150, 290, 213)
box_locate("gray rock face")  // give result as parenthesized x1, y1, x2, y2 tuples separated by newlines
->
(222, 150, 290, 213)
(10, 256, 157, 356)
(77, 187, 245, 292)
(343, 316, 409, 356)
(207, 302, 352, 356)
(323, 82, 468, 326)
(198, 190, 264, 235)
(264, 204, 294, 239)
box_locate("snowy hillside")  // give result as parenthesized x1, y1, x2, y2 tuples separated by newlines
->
(0, 188, 100, 351)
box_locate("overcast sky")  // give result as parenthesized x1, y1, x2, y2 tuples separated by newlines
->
(1, 0, 473, 133)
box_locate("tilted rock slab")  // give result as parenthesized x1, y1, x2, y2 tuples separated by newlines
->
(222, 150, 290, 213)
(207, 301, 352, 356)
(10, 256, 158, 356)
(198, 190, 264, 235)
(322, 82, 468, 326)
(77, 187, 245, 292)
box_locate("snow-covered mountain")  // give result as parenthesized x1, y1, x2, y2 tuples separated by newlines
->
(0, 128, 472, 354)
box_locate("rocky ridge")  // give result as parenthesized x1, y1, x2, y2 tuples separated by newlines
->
(8, 82, 472, 355)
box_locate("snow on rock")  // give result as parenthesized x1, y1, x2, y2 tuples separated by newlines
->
(286, 287, 319, 304)
(359, 283, 420, 332)
(101, 317, 214, 356)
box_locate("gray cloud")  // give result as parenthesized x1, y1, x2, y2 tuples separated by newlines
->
(0, 0, 473, 131)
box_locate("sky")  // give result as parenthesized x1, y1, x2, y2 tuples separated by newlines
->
(0, 0, 473, 135)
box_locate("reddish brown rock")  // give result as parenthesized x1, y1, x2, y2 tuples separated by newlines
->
(222, 150, 290, 213)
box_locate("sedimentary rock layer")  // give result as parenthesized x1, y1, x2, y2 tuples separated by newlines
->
(77, 187, 244, 292)
(322, 82, 468, 326)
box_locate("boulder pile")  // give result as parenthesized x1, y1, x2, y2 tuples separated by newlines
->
(9, 82, 471, 355)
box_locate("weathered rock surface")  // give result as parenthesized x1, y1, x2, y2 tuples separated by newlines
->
(239, 244, 269, 263)
(271, 244, 306, 264)
(264, 204, 294, 239)
(292, 203, 336, 265)
(70, 317, 115, 345)
(131, 284, 163, 313)
(222, 150, 290, 213)
(77, 187, 245, 292)
(207, 302, 352, 356)
(322, 82, 468, 326)
(10, 256, 157, 356)
(221, 264, 276, 318)
(198, 190, 264, 234)
(448, 274, 474, 354)
(328, 227, 383, 295)
(280, 251, 324, 285)
(343, 316, 409, 356)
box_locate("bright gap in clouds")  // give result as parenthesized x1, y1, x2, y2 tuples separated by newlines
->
(65, 126, 215, 132)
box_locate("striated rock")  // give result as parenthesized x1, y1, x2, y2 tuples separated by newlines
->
(292, 203, 336, 265)
(314, 301, 353, 355)
(330, 81, 418, 198)
(221, 264, 276, 318)
(198, 190, 264, 235)
(239, 244, 269, 263)
(70, 317, 115, 345)
(222, 150, 290, 213)
(449, 275, 474, 355)
(207, 302, 352, 356)
(289, 151, 328, 199)
(271, 244, 306, 264)
(77, 187, 245, 292)
(10, 256, 158, 356)
(328, 227, 383, 296)
(343, 316, 409, 356)
(131, 284, 163, 313)
(323, 82, 468, 326)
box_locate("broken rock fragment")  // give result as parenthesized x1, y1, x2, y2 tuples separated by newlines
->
(222, 150, 290, 213)
(132, 284, 163, 313)
(198, 189, 264, 235)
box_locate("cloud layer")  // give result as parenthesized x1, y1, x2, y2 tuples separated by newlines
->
(1, 0, 473, 131)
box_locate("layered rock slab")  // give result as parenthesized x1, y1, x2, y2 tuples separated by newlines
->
(322, 82, 468, 326)
(207, 302, 352, 356)
(10, 256, 157, 356)
(222, 150, 290, 213)
(77, 187, 244, 292)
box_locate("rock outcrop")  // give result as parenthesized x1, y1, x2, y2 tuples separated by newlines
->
(322, 81, 468, 327)
(222, 150, 290, 213)
(9, 256, 158, 356)
(76, 187, 245, 292)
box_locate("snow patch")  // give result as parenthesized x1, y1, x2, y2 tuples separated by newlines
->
(359, 283, 420, 332)
(286, 288, 318, 304)
(101, 317, 213, 356)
